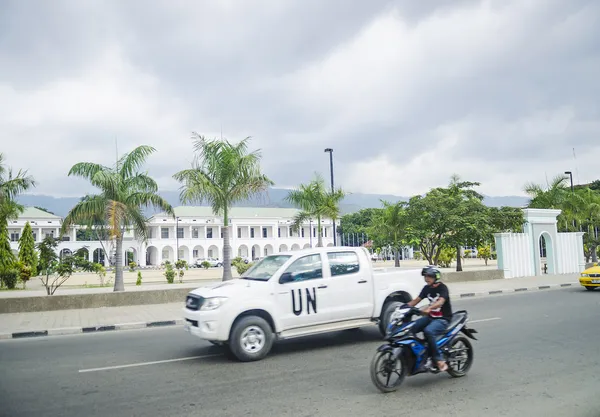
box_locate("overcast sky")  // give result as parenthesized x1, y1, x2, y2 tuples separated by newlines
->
(1, 0, 598, 198)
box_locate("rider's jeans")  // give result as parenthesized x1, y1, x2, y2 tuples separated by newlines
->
(411, 317, 449, 362)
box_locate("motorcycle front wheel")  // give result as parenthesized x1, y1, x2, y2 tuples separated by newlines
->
(370, 350, 407, 393)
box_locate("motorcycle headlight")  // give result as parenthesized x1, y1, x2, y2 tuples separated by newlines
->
(200, 297, 228, 311)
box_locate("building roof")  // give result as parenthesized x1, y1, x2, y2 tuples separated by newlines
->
(154, 206, 302, 219)
(18, 206, 62, 220)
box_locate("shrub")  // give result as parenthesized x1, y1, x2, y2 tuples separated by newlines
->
(164, 262, 175, 284)
(1, 269, 19, 290)
(201, 261, 210, 270)
(477, 245, 492, 265)
(129, 261, 136, 272)
(234, 261, 253, 275)
(136, 271, 142, 286)
(437, 247, 456, 268)
(17, 262, 32, 289)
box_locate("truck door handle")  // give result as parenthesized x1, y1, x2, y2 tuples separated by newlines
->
(358, 279, 367, 284)
(318, 285, 328, 289)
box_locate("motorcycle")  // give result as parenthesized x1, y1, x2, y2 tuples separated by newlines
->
(370, 304, 478, 393)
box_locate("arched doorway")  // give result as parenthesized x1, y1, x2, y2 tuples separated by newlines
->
(59, 248, 72, 259)
(278, 244, 288, 253)
(264, 244, 273, 256)
(291, 244, 301, 251)
(251, 244, 260, 260)
(161, 246, 174, 263)
(238, 245, 249, 258)
(178, 245, 190, 262)
(146, 246, 159, 266)
(93, 248, 105, 265)
(126, 247, 137, 265)
(207, 245, 219, 259)
(539, 233, 555, 274)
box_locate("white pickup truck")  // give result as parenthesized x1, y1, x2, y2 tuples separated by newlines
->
(183, 246, 424, 361)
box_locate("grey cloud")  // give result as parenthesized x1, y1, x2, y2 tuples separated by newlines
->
(1, 0, 599, 198)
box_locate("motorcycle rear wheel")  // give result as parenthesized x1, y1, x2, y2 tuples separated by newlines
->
(370, 350, 407, 393)
(445, 336, 473, 377)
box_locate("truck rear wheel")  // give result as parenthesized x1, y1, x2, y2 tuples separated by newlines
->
(229, 316, 274, 362)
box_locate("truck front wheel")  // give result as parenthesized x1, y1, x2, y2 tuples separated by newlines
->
(229, 316, 274, 362)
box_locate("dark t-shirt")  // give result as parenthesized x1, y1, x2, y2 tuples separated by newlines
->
(419, 282, 452, 319)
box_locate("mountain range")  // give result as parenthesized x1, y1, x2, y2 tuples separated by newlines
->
(16, 188, 531, 218)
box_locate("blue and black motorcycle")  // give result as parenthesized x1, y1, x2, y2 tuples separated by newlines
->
(370, 304, 478, 393)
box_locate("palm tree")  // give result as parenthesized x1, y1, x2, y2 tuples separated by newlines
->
(369, 200, 408, 267)
(285, 173, 346, 247)
(61, 145, 174, 291)
(0, 153, 36, 270)
(173, 134, 274, 281)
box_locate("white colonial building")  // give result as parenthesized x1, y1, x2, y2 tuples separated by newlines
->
(8, 206, 339, 267)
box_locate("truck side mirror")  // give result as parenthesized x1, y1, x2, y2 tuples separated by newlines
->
(279, 272, 294, 284)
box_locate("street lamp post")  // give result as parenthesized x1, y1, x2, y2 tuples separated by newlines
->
(564, 171, 574, 192)
(324, 148, 337, 246)
(309, 218, 313, 248)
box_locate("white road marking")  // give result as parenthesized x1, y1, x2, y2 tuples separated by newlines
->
(78, 354, 221, 373)
(470, 317, 501, 324)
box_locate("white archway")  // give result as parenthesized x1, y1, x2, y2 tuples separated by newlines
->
(291, 244, 301, 251)
(146, 246, 159, 266)
(59, 248, 72, 259)
(539, 232, 555, 274)
(161, 246, 174, 263)
(207, 245, 220, 259)
(327, 243, 334, 247)
(238, 245, 249, 258)
(278, 244, 288, 253)
(303, 243, 311, 249)
(264, 244, 274, 256)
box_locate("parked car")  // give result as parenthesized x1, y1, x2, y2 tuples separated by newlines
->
(183, 246, 424, 361)
(194, 258, 223, 268)
(579, 262, 600, 291)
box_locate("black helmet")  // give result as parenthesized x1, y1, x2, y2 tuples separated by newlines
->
(421, 266, 441, 282)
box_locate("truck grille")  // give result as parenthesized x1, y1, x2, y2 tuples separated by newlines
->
(185, 295, 204, 311)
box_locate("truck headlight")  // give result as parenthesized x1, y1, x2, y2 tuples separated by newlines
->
(200, 297, 228, 311)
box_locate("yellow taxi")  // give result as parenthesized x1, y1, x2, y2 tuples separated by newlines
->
(580, 263, 600, 291)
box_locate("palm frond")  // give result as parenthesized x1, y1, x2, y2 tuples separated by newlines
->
(61, 195, 109, 236)
(118, 145, 157, 180)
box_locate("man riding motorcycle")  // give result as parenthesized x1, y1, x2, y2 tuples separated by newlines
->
(405, 266, 453, 372)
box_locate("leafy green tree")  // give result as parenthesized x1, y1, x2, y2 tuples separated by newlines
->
(0, 224, 14, 274)
(36, 236, 101, 295)
(285, 172, 346, 248)
(405, 188, 454, 265)
(61, 145, 174, 292)
(440, 175, 490, 272)
(368, 201, 408, 267)
(339, 208, 382, 236)
(174, 134, 274, 281)
(18, 221, 38, 275)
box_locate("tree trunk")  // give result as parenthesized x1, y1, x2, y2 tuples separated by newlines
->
(114, 237, 124, 291)
(394, 248, 400, 267)
(316, 217, 323, 247)
(456, 245, 463, 272)
(592, 245, 599, 263)
(222, 208, 233, 281)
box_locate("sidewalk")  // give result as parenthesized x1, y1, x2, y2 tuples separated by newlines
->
(0, 273, 581, 340)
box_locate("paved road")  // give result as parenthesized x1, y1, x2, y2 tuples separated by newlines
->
(1, 287, 599, 417)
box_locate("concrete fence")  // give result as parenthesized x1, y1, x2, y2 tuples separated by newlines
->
(0, 288, 192, 314)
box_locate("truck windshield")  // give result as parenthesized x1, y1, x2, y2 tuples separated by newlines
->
(241, 255, 292, 281)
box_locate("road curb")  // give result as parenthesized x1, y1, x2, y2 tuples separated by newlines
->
(0, 319, 185, 340)
(457, 282, 576, 298)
